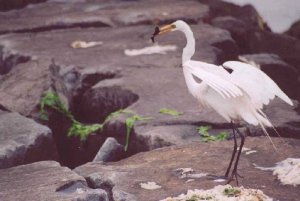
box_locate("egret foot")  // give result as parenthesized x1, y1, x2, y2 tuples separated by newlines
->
(224, 122, 246, 185)
(226, 168, 244, 185)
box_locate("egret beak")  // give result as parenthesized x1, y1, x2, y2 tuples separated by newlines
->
(151, 24, 176, 43)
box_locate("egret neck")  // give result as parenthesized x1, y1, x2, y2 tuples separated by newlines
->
(181, 25, 195, 64)
(180, 24, 198, 97)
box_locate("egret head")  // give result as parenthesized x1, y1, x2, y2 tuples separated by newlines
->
(151, 20, 189, 42)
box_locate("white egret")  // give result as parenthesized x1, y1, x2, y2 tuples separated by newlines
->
(151, 20, 293, 184)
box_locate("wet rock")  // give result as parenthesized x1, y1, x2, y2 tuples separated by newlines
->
(247, 31, 300, 71)
(239, 53, 300, 100)
(0, 161, 109, 201)
(286, 20, 300, 40)
(0, 0, 209, 34)
(93, 137, 125, 162)
(75, 137, 300, 201)
(0, 111, 58, 169)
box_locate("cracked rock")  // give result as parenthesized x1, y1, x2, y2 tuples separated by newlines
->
(0, 111, 58, 169)
(0, 161, 109, 201)
(0, 0, 209, 34)
(75, 137, 300, 201)
(93, 137, 125, 162)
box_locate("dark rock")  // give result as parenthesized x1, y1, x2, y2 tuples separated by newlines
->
(247, 31, 300, 71)
(0, 111, 58, 169)
(0, 0, 209, 34)
(48, 109, 107, 169)
(286, 20, 300, 40)
(239, 53, 300, 100)
(0, 46, 31, 75)
(74, 86, 139, 123)
(0, 161, 109, 201)
(211, 16, 250, 53)
(0, 0, 46, 12)
(255, 99, 300, 139)
(93, 137, 125, 162)
(75, 137, 300, 201)
(199, 0, 270, 31)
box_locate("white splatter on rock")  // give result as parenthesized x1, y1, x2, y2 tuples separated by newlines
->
(124, 44, 177, 56)
(254, 158, 300, 186)
(273, 158, 300, 186)
(71, 40, 103, 48)
(140, 181, 162, 190)
(160, 185, 273, 201)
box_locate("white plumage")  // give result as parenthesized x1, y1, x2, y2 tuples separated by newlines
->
(152, 20, 294, 183)
(172, 20, 293, 129)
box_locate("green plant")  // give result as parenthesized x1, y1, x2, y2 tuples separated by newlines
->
(40, 91, 152, 150)
(197, 125, 229, 142)
(68, 120, 103, 141)
(159, 108, 182, 116)
(223, 187, 241, 197)
(124, 115, 153, 151)
(40, 91, 102, 140)
(101, 109, 152, 151)
(40, 91, 72, 121)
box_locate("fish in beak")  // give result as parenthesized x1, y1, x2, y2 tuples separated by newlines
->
(151, 24, 176, 43)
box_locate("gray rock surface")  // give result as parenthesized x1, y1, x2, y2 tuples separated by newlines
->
(0, 9, 298, 157)
(0, 0, 209, 34)
(0, 161, 109, 201)
(93, 137, 125, 162)
(0, 1, 300, 200)
(75, 137, 300, 201)
(0, 0, 46, 12)
(0, 111, 58, 169)
(0, 22, 236, 116)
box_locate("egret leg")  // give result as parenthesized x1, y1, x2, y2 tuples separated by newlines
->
(224, 122, 238, 177)
(227, 127, 245, 185)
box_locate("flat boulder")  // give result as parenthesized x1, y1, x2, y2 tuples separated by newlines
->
(0, 111, 58, 169)
(75, 137, 300, 201)
(0, 0, 209, 34)
(0, 161, 109, 201)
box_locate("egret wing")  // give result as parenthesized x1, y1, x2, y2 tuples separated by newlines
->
(184, 60, 243, 99)
(223, 61, 293, 108)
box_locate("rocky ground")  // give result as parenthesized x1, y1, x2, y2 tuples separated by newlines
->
(0, 0, 299, 201)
